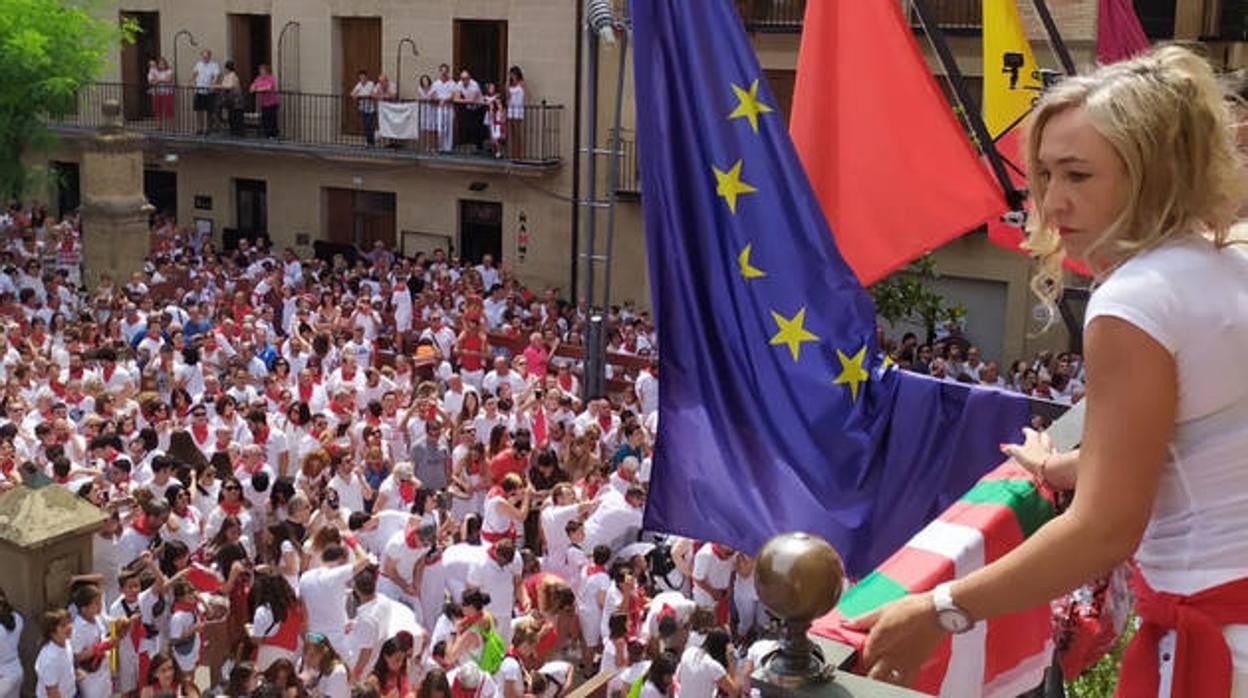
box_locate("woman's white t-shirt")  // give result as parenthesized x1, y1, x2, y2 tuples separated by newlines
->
(1085, 235, 1248, 689)
(675, 645, 726, 698)
(34, 641, 75, 698)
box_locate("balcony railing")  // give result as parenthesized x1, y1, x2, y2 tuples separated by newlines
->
(48, 82, 564, 165)
(1211, 3, 1247, 41)
(736, 0, 805, 32)
(731, 0, 984, 33)
(614, 134, 640, 196)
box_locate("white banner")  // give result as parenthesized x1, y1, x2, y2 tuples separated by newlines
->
(378, 101, 420, 140)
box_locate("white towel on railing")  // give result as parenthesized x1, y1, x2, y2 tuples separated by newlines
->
(378, 102, 420, 140)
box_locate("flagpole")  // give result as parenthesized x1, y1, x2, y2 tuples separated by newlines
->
(1029, 0, 1078, 75)
(910, 0, 1026, 211)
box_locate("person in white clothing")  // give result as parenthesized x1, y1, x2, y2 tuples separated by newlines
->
(465, 538, 523, 644)
(0, 589, 22, 698)
(856, 47, 1248, 695)
(300, 632, 352, 698)
(430, 64, 457, 152)
(299, 542, 370, 658)
(676, 628, 739, 698)
(34, 610, 76, 698)
(69, 585, 114, 698)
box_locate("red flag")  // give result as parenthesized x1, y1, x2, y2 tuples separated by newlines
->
(1097, 0, 1150, 64)
(790, 0, 1007, 285)
(985, 128, 1091, 277)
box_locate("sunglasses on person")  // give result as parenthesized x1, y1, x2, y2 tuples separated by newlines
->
(223, 484, 242, 492)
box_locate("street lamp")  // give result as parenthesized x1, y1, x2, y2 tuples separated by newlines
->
(277, 21, 301, 91)
(173, 29, 198, 85)
(396, 37, 419, 96)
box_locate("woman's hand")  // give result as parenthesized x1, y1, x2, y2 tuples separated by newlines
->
(1001, 427, 1053, 476)
(843, 593, 947, 687)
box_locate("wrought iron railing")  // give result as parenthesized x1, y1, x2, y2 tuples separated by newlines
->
(48, 82, 565, 164)
(614, 134, 640, 195)
(730, 0, 985, 33)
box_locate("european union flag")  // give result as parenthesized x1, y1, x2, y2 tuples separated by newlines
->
(633, 0, 1032, 576)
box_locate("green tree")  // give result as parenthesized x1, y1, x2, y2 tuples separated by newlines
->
(869, 255, 966, 344)
(0, 0, 134, 199)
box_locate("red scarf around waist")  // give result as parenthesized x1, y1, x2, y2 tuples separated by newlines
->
(1116, 572, 1248, 698)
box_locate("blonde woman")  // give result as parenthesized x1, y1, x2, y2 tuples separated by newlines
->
(852, 46, 1248, 697)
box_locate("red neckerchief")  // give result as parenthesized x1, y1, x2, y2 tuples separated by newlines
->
(214, 437, 230, 452)
(219, 500, 243, 516)
(711, 543, 734, 560)
(399, 480, 416, 504)
(467, 458, 482, 476)
(131, 514, 160, 537)
(172, 599, 198, 617)
(486, 485, 504, 500)
(365, 414, 381, 427)
(341, 367, 356, 382)
(30, 331, 45, 346)
(298, 382, 314, 403)
(331, 402, 352, 419)
(425, 546, 443, 566)
(176, 404, 190, 418)
(54, 473, 71, 484)
(451, 676, 481, 698)
(191, 423, 210, 444)
(404, 526, 422, 549)
(0, 459, 12, 476)
(253, 426, 270, 446)
(102, 365, 116, 383)
(69, 367, 84, 379)
(597, 413, 612, 432)
(584, 564, 607, 577)
(580, 479, 602, 501)
(49, 378, 65, 397)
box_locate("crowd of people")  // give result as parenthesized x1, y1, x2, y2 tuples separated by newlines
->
(0, 205, 782, 698)
(882, 332, 1087, 406)
(149, 48, 529, 157)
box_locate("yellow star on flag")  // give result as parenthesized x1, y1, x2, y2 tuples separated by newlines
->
(769, 307, 820, 362)
(713, 160, 757, 214)
(728, 79, 774, 133)
(833, 345, 872, 402)
(737, 243, 766, 280)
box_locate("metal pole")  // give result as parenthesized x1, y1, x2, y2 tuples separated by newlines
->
(397, 37, 418, 96)
(277, 21, 300, 91)
(1030, 0, 1078, 75)
(173, 30, 198, 87)
(600, 29, 628, 318)
(912, 0, 1025, 211)
(582, 25, 603, 401)
(570, 0, 584, 322)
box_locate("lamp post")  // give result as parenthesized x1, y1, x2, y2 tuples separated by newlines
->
(277, 21, 301, 91)
(396, 37, 419, 96)
(172, 29, 198, 86)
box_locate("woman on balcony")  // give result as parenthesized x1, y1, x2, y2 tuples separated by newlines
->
(507, 66, 526, 159)
(216, 60, 244, 137)
(148, 57, 175, 125)
(249, 64, 280, 140)
(416, 74, 437, 153)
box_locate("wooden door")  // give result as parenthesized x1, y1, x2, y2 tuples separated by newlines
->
(230, 14, 255, 105)
(324, 187, 356, 246)
(357, 191, 396, 250)
(453, 20, 508, 89)
(339, 17, 382, 135)
(121, 11, 160, 121)
(762, 69, 795, 124)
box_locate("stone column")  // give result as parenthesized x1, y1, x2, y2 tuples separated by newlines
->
(79, 98, 153, 293)
(0, 483, 107, 694)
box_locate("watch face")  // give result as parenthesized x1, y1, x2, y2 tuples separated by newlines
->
(938, 608, 972, 634)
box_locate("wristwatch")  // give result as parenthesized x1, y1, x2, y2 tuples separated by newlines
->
(932, 581, 976, 634)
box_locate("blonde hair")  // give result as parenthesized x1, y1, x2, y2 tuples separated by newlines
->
(1024, 45, 1248, 323)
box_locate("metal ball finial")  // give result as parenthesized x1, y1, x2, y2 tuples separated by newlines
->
(754, 532, 845, 688)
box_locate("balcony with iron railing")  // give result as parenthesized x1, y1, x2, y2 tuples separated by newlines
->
(610, 0, 983, 33)
(48, 82, 565, 169)
(731, 0, 984, 33)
